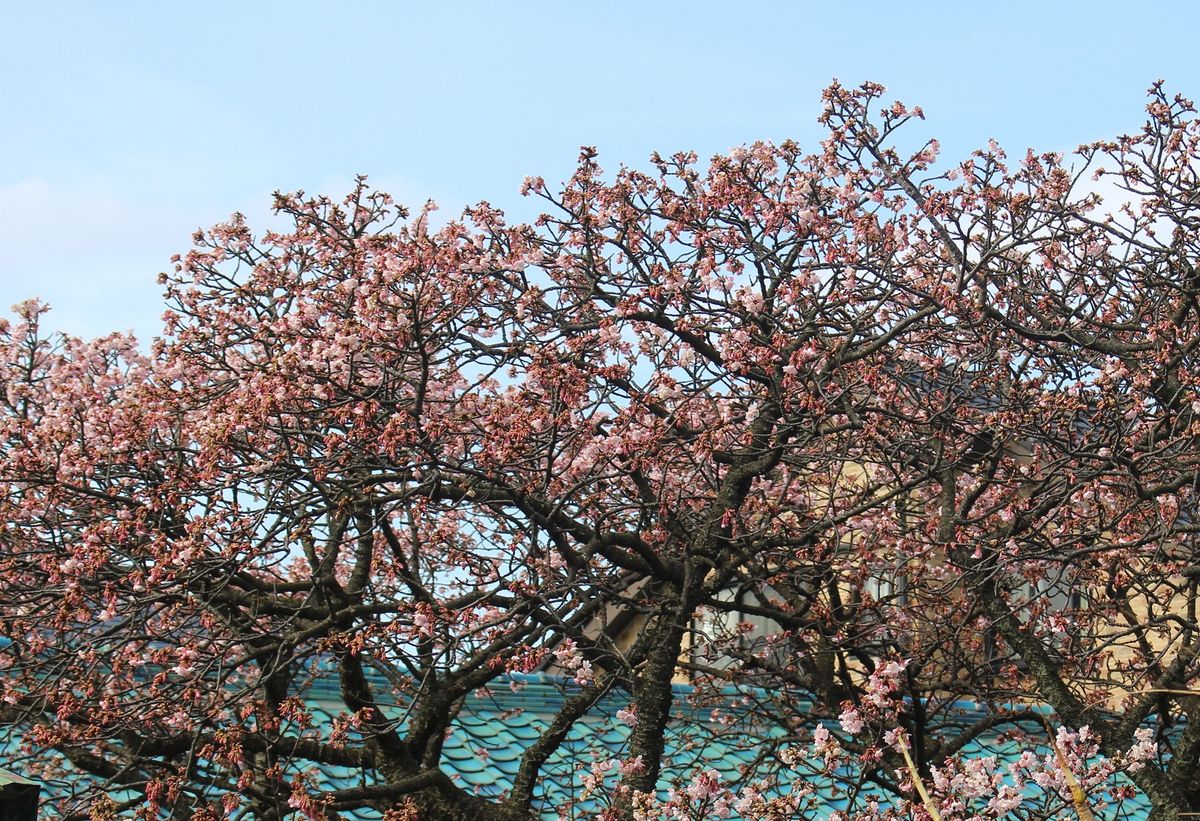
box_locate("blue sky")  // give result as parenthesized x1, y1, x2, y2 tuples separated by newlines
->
(3, 1, 1199, 342)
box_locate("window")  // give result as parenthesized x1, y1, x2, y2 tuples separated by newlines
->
(694, 586, 785, 671)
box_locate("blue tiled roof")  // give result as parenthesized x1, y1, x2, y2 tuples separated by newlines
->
(4, 671, 1156, 819)
(299, 674, 1153, 820)
(302, 673, 799, 816)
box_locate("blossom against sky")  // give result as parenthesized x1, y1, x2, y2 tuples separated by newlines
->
(3, 0, 1199, 341)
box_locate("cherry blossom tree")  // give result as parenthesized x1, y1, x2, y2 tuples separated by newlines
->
(0, 81, 1198, 820)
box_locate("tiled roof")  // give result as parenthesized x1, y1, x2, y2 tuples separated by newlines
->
(302, 673, 1153, 820)
(304, 673, 800, 818)
(5, 671, 1156, 819)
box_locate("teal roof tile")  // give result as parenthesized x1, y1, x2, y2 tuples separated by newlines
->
(488, 746, 522, 765)
(4, 671, 1155, 820)
(505, 722, 544, 742)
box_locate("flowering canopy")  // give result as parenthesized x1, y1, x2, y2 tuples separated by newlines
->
(1, 81, 1199, 820)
